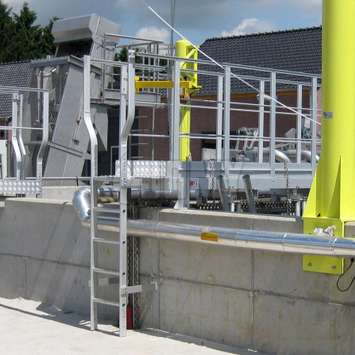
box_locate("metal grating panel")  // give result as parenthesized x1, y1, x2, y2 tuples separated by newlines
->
(115, 160, 169, 179)
(0, 179, 41, 195)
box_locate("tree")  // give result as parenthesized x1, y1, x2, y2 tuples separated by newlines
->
(0, 1, 55, 63)
(116, 47, 128, 62)
(0, 2, 14, 63)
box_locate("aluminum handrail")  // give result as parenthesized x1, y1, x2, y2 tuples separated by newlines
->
(135, 52, 321, 79)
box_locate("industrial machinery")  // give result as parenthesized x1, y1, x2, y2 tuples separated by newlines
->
(0, 14, 320, 206)
(0, 7, 340, 336)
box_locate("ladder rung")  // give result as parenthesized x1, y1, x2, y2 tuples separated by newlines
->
(93, 176, 121, 182)
(93, 267, 120, 277)
(96, 215, 119, 223)
(93, 237, 119, 246)
(127, 285, 142, 295)
(93, 207, 120, 214)
(93, 297, 119, 307)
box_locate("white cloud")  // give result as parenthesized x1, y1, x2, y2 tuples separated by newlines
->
(3, 0, 26, 10)
(135, 26, 170, 43)
(222, 18, 274, 37)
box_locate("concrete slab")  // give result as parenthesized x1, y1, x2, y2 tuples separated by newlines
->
(159, 279, 252, 349)
(0, 297, 269, 355)
(253, 293, 355, 355)
(158, 240, 252, 290)
(158, 209, 303, 233)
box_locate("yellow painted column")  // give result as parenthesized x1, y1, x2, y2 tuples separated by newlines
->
(179, 107, 191, 161)
(303, 0, 355, 274)
(176, 39, 198, 161)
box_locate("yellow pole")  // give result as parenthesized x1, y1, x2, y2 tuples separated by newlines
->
(176, 39, 198, 161)
(303, 0, 355, 274)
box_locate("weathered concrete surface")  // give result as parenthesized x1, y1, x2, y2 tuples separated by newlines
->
(0, 297, 259, 355)
(0, 198, 118, 318)
(139, 237, 355, 355)
(157, 209, 303, 233)
(41, 186, 79, 200)
(2, 198, 355, 355)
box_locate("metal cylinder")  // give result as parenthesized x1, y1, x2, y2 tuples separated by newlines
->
(320, 0, 355, 219)
(304, 0, 355, 239)
(94, 218, 355, 258)
(72, 187, 91, 221)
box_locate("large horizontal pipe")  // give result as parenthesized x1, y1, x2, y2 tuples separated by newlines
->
(74, 188, 355, 257)
(73, 187, 220, 217)
(93, 217, 355, 258)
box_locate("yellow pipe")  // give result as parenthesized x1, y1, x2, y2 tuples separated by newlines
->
(135, 80, 193, 90)
(179, 107, 191, 161)
(303, 0, 355, 274)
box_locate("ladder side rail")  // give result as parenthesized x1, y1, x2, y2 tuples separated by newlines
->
(11, 93, 22, 180)
(118, 51, 135, 337)
(36, 91, 49, 180)
(83, 55, 99, 331)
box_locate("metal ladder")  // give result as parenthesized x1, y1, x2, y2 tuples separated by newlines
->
(90, 177, 142, 336)
(84, 53, 141, 337)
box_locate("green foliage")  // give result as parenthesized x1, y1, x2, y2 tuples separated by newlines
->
(115, 47, 128, 62)
(0, 1, 56, 63)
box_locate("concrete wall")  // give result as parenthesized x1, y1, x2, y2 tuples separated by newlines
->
(0, 198, 118, 319)
(1, 199, 355, 355)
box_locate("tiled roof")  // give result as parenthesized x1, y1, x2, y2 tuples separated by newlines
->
(198, 27, 322, 95)
(0, 61, 34, 118)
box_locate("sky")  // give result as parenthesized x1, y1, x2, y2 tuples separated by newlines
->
(4, 0, 322, 44)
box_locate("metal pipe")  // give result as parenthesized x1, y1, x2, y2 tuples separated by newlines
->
(243, 175, 256, 213)
(286, 150, 320, 163)
(91, 217, 355, 258)
(275, 149, 291, 163)
(73, 188, 355, 257)
(73, 187, 91, 221)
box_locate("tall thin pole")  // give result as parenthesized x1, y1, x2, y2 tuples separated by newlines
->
(170, 0, 176, 55)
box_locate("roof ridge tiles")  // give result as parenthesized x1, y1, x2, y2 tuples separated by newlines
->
(205, 26, 322, 42)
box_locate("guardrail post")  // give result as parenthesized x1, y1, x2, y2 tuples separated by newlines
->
(296, 84, 303, 164)
(311, 77, 318, 173)
(223, 66, 231, 177)
(270, 72, 277, 174)
(216, 75, 223, 162)
(258, 80, 265, 164)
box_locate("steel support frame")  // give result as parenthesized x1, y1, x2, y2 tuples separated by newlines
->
(258, 80, 265, 164)
(269, 72, 277, 175)
(311, 77, 318, 173)
(11, 93, 22, 179)
(216, 75, 223, 162)
(36, 91, 49, 179)
(84, 56, 99, 332)
(118, 50, 136, 337)
(296, 84, 303, 164)
(223, 66, 231, 177)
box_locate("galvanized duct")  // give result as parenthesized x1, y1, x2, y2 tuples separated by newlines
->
(73, 188, 355, 257)
(97, 218, 355, 257)
(72, 187, 91, 220)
